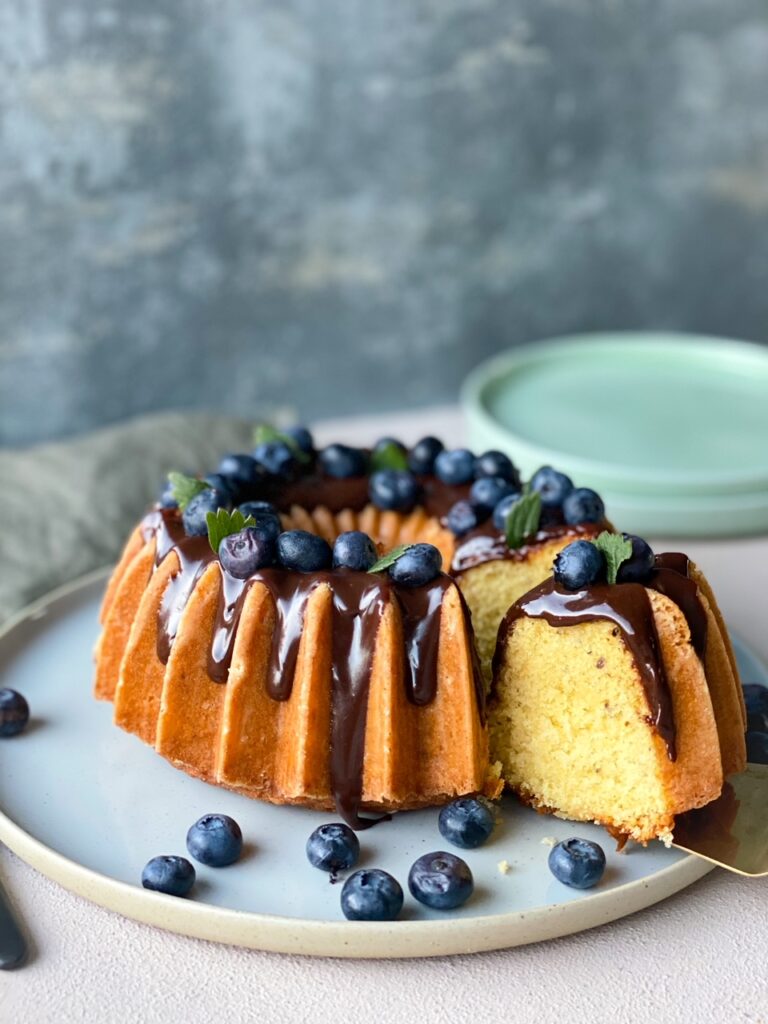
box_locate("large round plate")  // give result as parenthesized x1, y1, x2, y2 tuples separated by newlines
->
(0, 573, 740, 958)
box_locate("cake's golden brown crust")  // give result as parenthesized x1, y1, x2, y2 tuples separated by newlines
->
(489, 588, 727, 844)
(96, 507, 490, 814)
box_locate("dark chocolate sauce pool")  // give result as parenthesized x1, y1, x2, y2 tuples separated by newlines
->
(143, 509, 483, 829)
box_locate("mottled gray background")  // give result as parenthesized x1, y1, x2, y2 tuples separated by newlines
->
(1, 0, 768, 446)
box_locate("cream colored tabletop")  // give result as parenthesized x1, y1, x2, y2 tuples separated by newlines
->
(1, 407, 766, 1024)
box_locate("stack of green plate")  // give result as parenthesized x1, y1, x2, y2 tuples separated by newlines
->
(461, 333, 768, 537)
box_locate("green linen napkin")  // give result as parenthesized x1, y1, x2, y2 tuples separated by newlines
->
(0, 412, 254, 622)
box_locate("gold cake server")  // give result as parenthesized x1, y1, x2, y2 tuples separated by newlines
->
(671, 763, 768, 876)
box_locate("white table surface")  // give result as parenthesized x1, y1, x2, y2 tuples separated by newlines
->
(2, 406, 766, 1024)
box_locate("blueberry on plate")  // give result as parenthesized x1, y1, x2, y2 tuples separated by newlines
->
(446, 500, 481, 537)
(283, 425, 314, 454)
(548, 837, 606, 889)
(746, 731, 768, 764)
(408, 851, 474, 910)
(474, 450, 520, 486)
(219, 527, 275, 578)
(253, 440, 296, 479)
(341, 869, 404, 921)
(616, 534, 655, 583)
(0, 689, 30, 737)
(388, 544, 442, 587)
(318, 444, 368, 479)
(306, 823, 360, 872)
(407, 436, 444, 475)
(469, 476, 516, 513)
(438, 797, 495, 850)
(277, 530, 333, 572)
(434, 449, 475, 485)
(332, 531, 378, 571)
(369, 470, 419, 512)
(530, 466, 574, 507)
(492, 492, 523, 531)
(553, 540, 605, 590)
(218, 453, 263, 487)
(182, 488, 230, 537)
(563, 487, 605, 525)
(186, 814, 243, 867)
(141, 855, 196, 896)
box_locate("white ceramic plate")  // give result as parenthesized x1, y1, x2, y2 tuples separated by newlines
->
(3, 572, 754, 959)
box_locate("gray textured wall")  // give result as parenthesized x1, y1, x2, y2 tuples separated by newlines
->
(2, 0, 768, 446)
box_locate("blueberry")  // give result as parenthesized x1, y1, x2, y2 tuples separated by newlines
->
(469, 476, 516, 513)
(743, 684, 768, 717)
(252, 440, 296, 480)
(553, 540, 605, 590)
(474, 450, 520, 486)
(277, 530, 332, 572)
(388, 543, 442, 587)
(158, 479, 178, 509)
(408, 436, 444, 475)
(238, 499, 277, 517)
(548, 837, 606, 889)
(341, 869, 404, 921)
(218, 453, 263, 488)
(219, 527, 275, 578)
(408, 851, 474, 910)
(182, 488, 229, 537)
(238, 501, 282, 541)
(746, 731, 768, 764)
(617, 534, 655, 583)
(368, 470, 419, 512)
(332, 531, 378, 571)
(438, 797, 495, 850)
(306, 823, 360, 872)
(318, 444, 368, 479)
(186, 814, 243, 867)
(563, 487, 605, 525)
(446, 500, 482, 537)
(141, 855, 196, 896)
(0, 689, 29, 738)
(530, 466, 574, 507)
(492, 492, 523, 531)
(434, 449, 476, 485)
(284, 425, 314, 454)
(204, 473, 240, 503)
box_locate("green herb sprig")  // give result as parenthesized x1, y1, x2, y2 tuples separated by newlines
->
(206, 508, 256, 555)
(504, 491, 542, 550)
(590, 531, 633, 585)
(167, 471, 212, 512)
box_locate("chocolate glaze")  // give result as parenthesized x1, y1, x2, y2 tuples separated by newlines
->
(648, 553, 707, 659)
(141, 509, 483, 829)
(492, 578, 677, 760)
(451, 520, 607, 574)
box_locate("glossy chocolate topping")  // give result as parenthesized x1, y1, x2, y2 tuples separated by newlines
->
(493, 578, 677, 759)
(649, 553, 707, 658)
(142, 509, 483, 829)
(451, 520, 606, 573)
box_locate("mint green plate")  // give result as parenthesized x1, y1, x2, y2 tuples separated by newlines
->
(462, 333, 768, 537)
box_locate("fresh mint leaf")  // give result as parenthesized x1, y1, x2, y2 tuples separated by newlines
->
(368, 544, 414, 574)
(504, 491, 542, 550)
(252, 423, 311, 464)
(206, 508, 256, 555)
(590, 531, 633, 585)
(370, 441, 408, 473)
(167, 471, 212, 512)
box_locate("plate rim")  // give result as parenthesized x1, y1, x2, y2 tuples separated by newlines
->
(461, 332, 768, 494)
(0, 572, 716, 959)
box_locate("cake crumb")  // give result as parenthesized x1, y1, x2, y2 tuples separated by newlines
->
(541, 836, 557, 847)
(497, 859, 511, 875)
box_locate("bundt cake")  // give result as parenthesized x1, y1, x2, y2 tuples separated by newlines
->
(489, 536, 746, 844)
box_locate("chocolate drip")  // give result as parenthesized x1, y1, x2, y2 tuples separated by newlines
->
(649, 554, 707, 659)
(451, 521, 607, 574)
(141, 508, 483, 829)
(493, 579, 677, 760)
